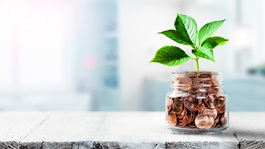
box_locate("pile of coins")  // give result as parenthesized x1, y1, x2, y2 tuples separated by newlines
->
(167, 72, 227, 129)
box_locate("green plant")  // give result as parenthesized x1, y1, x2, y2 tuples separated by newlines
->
(150, 14, 229, 72)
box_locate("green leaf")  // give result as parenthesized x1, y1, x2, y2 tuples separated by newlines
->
(150, 46, 190, 66)
(192, 43, 215, 62)
(198, 20, 225, 44)
(159, 30, 194, 46)
(202, 36, 229, 49)
(174, 14, 198, 46)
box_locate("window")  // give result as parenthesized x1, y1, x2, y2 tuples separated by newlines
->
(0, 1, 75, 94)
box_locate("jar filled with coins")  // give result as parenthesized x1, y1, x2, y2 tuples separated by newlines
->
(166, 71, 228, 133)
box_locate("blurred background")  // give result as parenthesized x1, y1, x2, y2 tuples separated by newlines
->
(0, 0, 264, 111)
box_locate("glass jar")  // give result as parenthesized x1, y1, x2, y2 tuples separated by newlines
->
(166, 71, 228, 133)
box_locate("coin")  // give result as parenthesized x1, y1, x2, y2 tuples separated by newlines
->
(168, 112, 177, 126)
(215, 123, 221, 128)
(204, 94, 219, 109)
(189, 88, 198, 96)
(195, 114, 214, 129)
(170, 71, 227, 130)
(212, 115, 220, 128)
(218, 96, 226, 106)
(177, 108, 188, 127)
(167, 97, 173, 111)
(184, 96, 201, 111)
(172, 97, 182, 102)
(171, 97, 184, 114)
(191, 78, 200, 86)
(216, 96, 226, 113)
(194, 101, 204, 111)
(172, 105, 183, 114)
(220, 113, 227, 126)
(197, 88, 207, 98)
(177, 117, 188, 127)
(212, 87, 220, 95)
(198, 72, 212, 78)
(199, 78, 212, 88)
(217, 104, 226, 114)
(198, 103, 207, 113)
(178, 119, 188, 127)
(177, 119, 187, 127)
(174, 76, 192, 91)
(177, 107, 187, 118)
(187, 123, 196, 128)
(186, 110, 196, 124)
(212, 74, 219, 86)
(201, 108, 218, 119)
(187, 72, 199, 78)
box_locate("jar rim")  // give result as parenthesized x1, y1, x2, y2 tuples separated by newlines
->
(170, 71, 224, 87)
(171, 71, 222, 75)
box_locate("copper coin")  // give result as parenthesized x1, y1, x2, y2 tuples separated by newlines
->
(171, 98, 184, 114)
(201, 87, 213, 93)
(187, 123, 196, 128)
(174, 76, 192, 91)
(215, 123, 221, 128)
(172, 97, 182, 102)
(204, 94, 219, 109)
(178, 119, 188, 127)
(204, 80, 213, 85)
(212, 87, 220, 95)
(177, 117, 188, 127)
(167, 97, 173, 111)
(212, 115, 220, 128)
(193, 101, 203, 111)
(192, 78, 201, 86)
(199, 79, 212, 88)
(176, 76, 192, 85)
(197, 92, 207, 98)
(201, 108, 218, 119)
(168, 113, 177, 126)
(198, 72, 212, 78)
(177, 107, 187, 118)
(177, 108, 188, 127)
(198, 103, 207, 113)
(212, 74, 219, 86)
(188, 88, 198, 96)
(220, 113, 227, 126)
(186, 111, 196, 124)
(197, 88, 207, 98)
(216, 96, 226, 113)
(218, 96, 226, 106)
(195, 114, 214, 129)
(184, 96, 201, 111)
(217, 104, 226, 114)
(187, 72, 199, 79)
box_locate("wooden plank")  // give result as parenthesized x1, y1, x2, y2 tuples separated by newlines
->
(21, 112, 238, 149)
(230, 112, 265, 149)
(21, 112, 166, 148)
(0, 141, 19, 149)
(0, 112, 49, 149)
(21, 112, 105, 142)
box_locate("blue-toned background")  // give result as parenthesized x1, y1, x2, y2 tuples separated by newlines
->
(0, 0, 264, 111)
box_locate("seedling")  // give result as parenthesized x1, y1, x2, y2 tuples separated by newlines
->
(150, 14, 229, 72)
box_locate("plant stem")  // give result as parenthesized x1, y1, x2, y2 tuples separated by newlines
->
(195, 57, 200, 72)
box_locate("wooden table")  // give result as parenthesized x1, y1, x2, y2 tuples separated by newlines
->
(0, 112, 264, 149)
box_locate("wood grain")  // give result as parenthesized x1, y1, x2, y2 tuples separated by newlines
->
(0, 112, 49, 148)
(0, 112, 264, 148)
(230, 112, 265, 149)
(20, 112, 238, 148)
